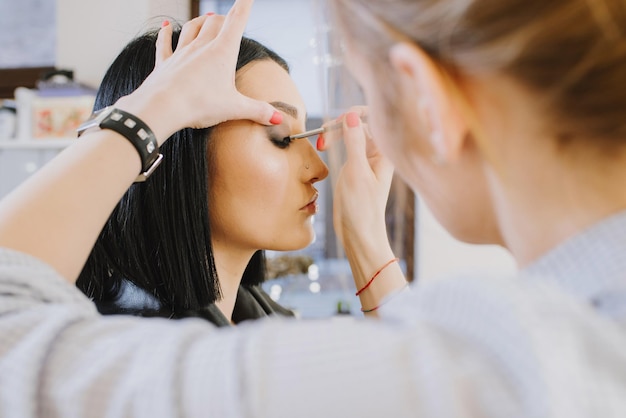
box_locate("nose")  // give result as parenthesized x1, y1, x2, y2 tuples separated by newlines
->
(301, 139, 328, 183)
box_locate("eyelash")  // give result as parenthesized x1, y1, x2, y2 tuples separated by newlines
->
(270, 136, 294, 149)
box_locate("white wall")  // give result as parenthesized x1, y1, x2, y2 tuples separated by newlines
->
(57, 0, 325, 115)
(56, 0, 323, 116)
(242, 0, 324, 116)
(56, 0, 190, 88)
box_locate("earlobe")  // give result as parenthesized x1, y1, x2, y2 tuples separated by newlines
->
(388, 42, 467, 164)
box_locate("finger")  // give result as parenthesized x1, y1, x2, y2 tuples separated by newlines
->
(232, 94, 282, 126)
(316, 118, 343, 151)
(197, 14, 226, 42)
(317, 106, 369, 151)
(369, 148, 395, 181)
(214, 0, 254, 49)
(354, 105, 368, 115)
(177, 15, 209, 49)
(343, 111, 369, 166)
(155, 20, 173, 66)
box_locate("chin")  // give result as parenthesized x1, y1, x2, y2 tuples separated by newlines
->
(269, 231, 315, 252)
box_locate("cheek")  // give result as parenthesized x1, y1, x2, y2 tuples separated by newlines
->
(364, 71, 440, 185)
(413, 151, 498, 244)
(366, 86, 415, 169)
(216, 145, 288, 209)
(209, 143, 316, 251)
(350, 59, 403, 158)
(209, 139, 297, 242)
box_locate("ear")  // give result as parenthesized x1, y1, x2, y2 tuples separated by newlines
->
(388, 42, 467, 163)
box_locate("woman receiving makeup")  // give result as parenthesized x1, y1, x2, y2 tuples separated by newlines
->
(77, 28, 328, 326)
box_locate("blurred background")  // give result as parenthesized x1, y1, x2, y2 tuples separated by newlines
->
(0, 0, 516, 318)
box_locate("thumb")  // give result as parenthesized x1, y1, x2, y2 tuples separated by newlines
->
(233, 95, 282, 126)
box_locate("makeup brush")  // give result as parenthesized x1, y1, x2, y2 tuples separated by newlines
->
(287, 116, 368, 140)
(288, 126, 329, 140)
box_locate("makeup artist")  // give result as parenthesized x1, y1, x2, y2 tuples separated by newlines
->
(1, 0, 626, 416)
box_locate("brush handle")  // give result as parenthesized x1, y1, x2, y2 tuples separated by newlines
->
(289, 126, 326, 140)
(289, 115, 369, 140)
(289, 120, 346, 140)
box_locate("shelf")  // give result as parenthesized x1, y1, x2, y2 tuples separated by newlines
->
(0, 139, 75, 149)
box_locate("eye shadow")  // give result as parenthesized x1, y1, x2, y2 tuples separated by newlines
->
(266, 120, 291, 142)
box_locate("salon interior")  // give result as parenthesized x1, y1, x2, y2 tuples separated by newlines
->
(0, 0, 515, 318)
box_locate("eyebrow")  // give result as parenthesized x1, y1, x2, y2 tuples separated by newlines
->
(270, 101, 300, 120)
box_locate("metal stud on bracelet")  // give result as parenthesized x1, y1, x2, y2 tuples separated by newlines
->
(77, 106, 163, 182)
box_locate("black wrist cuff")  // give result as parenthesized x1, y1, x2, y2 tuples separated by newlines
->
(99, 109, 162, 182)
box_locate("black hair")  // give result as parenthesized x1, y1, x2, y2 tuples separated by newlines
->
(76, 28, 289, 317)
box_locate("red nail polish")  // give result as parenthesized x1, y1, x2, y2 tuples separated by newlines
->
(316, 134, 325, 151)
(270, 111, 283, 125)
(346, 112, 360, 128)
(161, 20, 170, 27)
(205, 12, 215, 16)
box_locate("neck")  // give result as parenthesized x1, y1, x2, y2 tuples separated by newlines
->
(211, 239, 255, 323)
(489, 143, 626, 267)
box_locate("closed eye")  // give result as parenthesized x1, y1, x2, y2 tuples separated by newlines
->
(271, 136, 294, 149)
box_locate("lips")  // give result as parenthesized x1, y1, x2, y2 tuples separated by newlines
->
(300, 191, 319, 210)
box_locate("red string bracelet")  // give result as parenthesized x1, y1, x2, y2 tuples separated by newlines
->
(355, 257, 399, 296)
(361, 304, 382, 313)
(361, 282, 410, 313)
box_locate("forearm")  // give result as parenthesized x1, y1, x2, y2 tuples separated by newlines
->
(0, 127, 142, 283)
(342, 229, 408, 317)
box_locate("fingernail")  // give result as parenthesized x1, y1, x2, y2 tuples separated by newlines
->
(205, 12, 215, 16)
(346, 112, 360, 128)
(161, 20, 170, 27)
(316, 133, 325, 151)
(270, 111, 283, 125)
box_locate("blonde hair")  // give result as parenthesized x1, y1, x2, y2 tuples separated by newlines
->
(328, 0, 626, 145)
